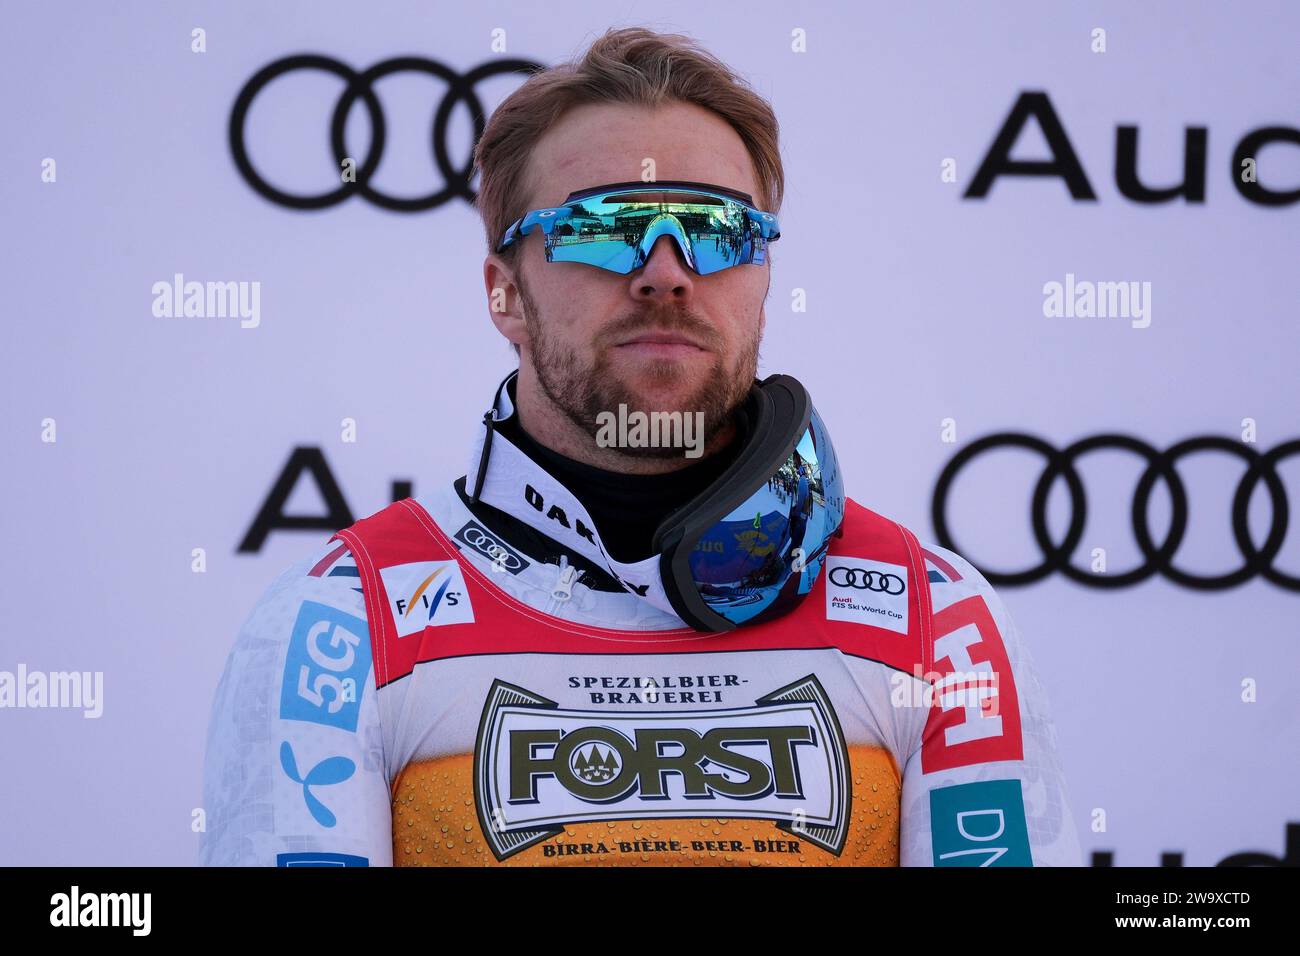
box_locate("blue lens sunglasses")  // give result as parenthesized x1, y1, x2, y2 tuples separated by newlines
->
(495, 180, 781, 276)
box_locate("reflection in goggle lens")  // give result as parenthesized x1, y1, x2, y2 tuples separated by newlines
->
(687, 407, 844, 626)
(542, 190, 773, 276)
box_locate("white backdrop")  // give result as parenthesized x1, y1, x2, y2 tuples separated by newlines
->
(2, 0, 1296, 865)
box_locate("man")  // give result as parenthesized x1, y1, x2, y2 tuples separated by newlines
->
(201, 26, 1081, 867)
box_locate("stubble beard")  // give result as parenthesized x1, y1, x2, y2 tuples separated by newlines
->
(518, 273, 762, 460)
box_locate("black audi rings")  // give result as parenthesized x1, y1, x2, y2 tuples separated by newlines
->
(460, 527, 525, 571)
(828, 566, 907, 595)
(229, 54, 544, 211)
(932, 433, 1300, 590)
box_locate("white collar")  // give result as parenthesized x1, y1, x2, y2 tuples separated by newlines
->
(464, 369, 681, 617)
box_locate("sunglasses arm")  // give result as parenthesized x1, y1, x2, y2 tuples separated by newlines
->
(497, 206, 574, 252)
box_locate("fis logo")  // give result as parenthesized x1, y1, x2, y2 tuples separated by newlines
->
(379, 561, 474, 637)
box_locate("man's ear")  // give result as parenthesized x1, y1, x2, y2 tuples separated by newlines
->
(483, 254, 529, 349)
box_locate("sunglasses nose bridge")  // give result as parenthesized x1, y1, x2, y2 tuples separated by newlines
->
(634, 214, 698, 274)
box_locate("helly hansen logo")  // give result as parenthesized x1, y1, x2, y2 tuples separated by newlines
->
(474, 676, 851, 861)
(921, 596, 1023, 772)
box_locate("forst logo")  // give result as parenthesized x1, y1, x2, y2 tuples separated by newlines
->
(507, 723, 815, 803)
(570, 743, 619, 783)
(965, 91, 1300, 206)
(474, 676, 853, 860)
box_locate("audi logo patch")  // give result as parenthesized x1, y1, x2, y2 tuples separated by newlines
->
(454, 520, 531, 575)
(824, 557, 910, 634)
(828, 566, 907, 595)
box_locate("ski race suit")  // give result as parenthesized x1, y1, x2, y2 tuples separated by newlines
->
(201, 374, 1083, 867)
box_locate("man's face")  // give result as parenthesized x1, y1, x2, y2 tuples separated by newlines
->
(488, 100, 770, 458)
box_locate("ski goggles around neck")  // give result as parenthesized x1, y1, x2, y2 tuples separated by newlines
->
(652, 374, 844, 631)
(467, 370, 844, 632)
(494, 180, 781, 276)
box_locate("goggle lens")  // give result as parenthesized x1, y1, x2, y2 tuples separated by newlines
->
(685, 406, 843, 627)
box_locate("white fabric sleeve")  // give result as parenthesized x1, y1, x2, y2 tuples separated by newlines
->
(899, 541, 1083, 866)
(199, 539, 393, 867)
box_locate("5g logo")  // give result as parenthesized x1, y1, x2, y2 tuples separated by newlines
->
(279, 601, 372, 731)
(297, 619, 360, 713)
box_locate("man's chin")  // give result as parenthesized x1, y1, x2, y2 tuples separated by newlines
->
(606, 351, 715, 397)
(600, 382, 715, 420)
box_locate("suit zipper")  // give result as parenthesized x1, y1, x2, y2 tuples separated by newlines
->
(544, 554, 580, 615)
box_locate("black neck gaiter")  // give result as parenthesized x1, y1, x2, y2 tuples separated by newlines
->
(492, 413, 744, 564)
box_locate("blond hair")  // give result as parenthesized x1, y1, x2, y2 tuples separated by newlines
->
(473, 26, 784, 265)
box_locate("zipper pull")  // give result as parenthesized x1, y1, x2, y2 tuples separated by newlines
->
(551, 554, 579, 603)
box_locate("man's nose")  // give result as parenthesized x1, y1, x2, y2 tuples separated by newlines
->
(628, 234, 696, 301)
